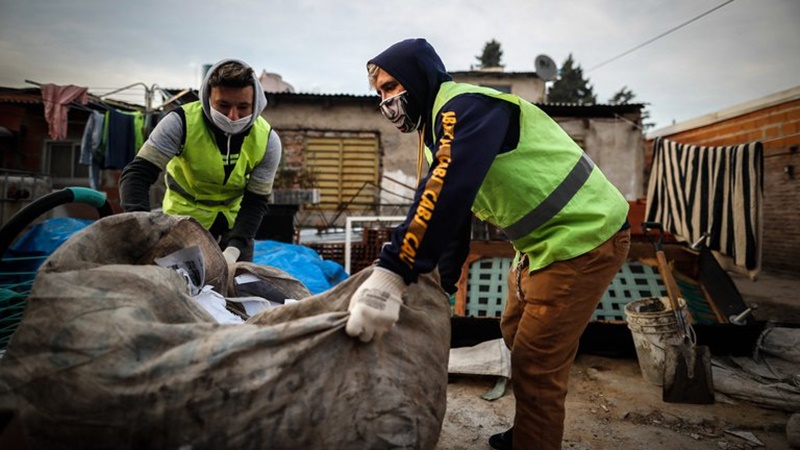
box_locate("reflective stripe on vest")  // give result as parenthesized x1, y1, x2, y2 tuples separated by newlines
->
(501, 153, 595, 240)
(165, 172, 240, 207)
(162, 101, 270, 229)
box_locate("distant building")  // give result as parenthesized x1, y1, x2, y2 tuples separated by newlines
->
(262, 67, 644, 229)
(258, 70, 294, 94)
(0, 87, 144, 222)
(0, 69, 645, 233)
(450, 69, 546, 103)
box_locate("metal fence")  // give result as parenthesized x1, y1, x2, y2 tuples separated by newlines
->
(0, 170, 52, 227)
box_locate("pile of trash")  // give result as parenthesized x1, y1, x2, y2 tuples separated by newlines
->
(3, 216, 348, 296)
(0, 212, 450, 449)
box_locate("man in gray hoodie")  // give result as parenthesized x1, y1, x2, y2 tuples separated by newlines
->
(120, 58, 281, 262)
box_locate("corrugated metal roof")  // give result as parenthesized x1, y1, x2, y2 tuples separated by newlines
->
(153, 87, 645, 116)
(451, 70, 540, 79)
(0, 91, 42, 104)
(263, 90, 372, 98)
(538, 102, 645, 118)
(160, 88, 378, 100)
(0, 86, 145, 111)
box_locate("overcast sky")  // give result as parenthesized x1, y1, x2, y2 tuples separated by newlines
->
(1, 0, 798, 131)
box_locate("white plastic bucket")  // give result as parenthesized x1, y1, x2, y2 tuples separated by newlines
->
(624, 296, 688, 386)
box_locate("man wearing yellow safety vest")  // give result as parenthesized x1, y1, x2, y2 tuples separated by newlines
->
(345, 39, 631, 450)
(120, 59, 281, 263)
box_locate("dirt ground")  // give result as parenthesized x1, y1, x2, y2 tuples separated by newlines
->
(436, 269, 799, 450)
(437, 355, 792, 450)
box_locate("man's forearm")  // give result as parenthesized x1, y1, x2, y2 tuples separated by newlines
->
(119, 157, 160, 212)
(229, 190, 269, 242)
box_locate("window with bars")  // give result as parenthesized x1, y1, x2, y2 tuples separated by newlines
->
(44, 141, 88, 187)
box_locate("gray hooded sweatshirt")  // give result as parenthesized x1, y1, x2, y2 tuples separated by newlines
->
(119, 58, 281, 255)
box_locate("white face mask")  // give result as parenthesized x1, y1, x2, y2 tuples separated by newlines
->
(210, 107, 252, 134)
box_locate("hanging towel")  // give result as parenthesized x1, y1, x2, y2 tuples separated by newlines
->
(645, 137, 763, 279)
(41, 84, 89, 140)
(127, 110, 145, 152)
(103, 108, 136, 169)
(80, 110, 105, 189)
(80, 110, 105, 165)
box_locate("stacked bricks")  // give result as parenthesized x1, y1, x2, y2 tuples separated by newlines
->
(304, 227, 394, 274)
(305, 242, 345, 266)
(352, 228, 392, 273)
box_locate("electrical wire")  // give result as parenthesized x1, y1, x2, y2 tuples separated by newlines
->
(587, 0, 735, 73)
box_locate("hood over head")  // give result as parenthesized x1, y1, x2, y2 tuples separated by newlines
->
(199, 58, 267, 132)
(368, 39, 452, 127)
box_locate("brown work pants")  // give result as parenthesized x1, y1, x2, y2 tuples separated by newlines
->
(501, 229, 630, 450)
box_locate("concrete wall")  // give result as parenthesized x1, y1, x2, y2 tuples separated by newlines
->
(264, 97, 644, 227)
(556, 117, 644, 200)
(450, 74, 546, 103)
(645, 87, 800, 274)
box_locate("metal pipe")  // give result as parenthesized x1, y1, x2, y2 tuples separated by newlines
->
(729, 305, 758, 326)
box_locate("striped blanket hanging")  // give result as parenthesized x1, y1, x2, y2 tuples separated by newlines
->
(645, 137, 763, 279)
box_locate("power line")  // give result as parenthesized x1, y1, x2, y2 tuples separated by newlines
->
(587, 0, 735, 73)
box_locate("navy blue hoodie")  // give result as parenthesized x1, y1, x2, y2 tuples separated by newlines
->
(370, 39, 521, 292)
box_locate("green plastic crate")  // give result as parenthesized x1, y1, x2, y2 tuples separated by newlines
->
(464, 257, 513, 318)
(595, 262, 667, 321)
(462, 259, 670, 322)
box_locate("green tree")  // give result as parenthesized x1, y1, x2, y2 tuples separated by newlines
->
(547, 54, 596, 105)
(476, 39, 504, 69)
(609, 86, 635, 105)
(608, 86, 655, 130)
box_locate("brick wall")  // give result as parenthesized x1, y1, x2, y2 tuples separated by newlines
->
(277, 130, 305, 174)
(645, 98, 800, 274)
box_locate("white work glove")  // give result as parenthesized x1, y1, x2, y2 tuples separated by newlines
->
(345, 267, 405, 342)
(222, 246, 240, 265)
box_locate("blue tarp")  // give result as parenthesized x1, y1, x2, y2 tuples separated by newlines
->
(9, 217, 94, 256)
(253, 240, 349, 295)
(1, 218, 93, 289)
(2, 218, 348, 295)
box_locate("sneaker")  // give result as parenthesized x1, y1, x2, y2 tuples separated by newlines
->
(488, 427, 513, 450)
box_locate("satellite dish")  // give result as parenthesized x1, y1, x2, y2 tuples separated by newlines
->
(535, 54, 557, 82)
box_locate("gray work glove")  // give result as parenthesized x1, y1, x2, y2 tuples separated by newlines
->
(223, 246, 241, 265)
(345, 267, 405, 342)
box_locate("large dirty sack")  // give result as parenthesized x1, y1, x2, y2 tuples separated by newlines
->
(712, 326, 800, 412)
(0, 212, 451, 450)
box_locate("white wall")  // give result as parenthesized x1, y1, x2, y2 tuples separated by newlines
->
(557, 117, 643, 200)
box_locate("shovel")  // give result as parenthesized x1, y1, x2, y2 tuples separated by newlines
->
(642, 222, 715, 404)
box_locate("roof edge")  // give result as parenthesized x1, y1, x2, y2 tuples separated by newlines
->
(646, 85, 800, 140)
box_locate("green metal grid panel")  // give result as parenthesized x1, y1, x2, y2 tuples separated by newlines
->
(675, 275, 718, 324)
(0, 255, 42, 349)
(464, 257, 514, 318)
(461, 258, 671, 322)
(594, 262, 668, 322)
